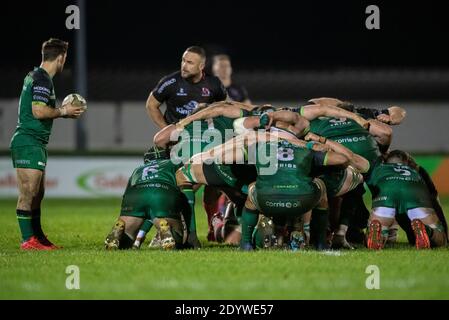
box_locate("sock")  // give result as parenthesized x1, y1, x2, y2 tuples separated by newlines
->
(182, 188, 197, 233)
(17, 210, 34, 241)
(241, 207, 259, 245)
(311, 208, 329, 248)
(31, 208, 44, 238)
(140, 219, 153, 233)
(336, 224, 348, 236)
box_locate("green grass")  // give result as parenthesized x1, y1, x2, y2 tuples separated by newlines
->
(1, 196, 449, 300)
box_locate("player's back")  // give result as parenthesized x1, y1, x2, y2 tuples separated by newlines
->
(310, 116, 380, 166)
(255, 138, 315, 196)
(128, 159, 180, 190)
(368, 162, 424, 189)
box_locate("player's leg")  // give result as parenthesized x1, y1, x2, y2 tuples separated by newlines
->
(15, 168, 49, 249)
(240, 183, 259, 251)
(407, 208, 447, 249)
(29, 171, 59, 248)
(133, 219, 153, 249)
(105, 215, 143, 250)
(310, 178, 330, 250)
(203, 185, 221, 241)
(366, 207, 396, 250)
(176, 163, 207, 247)
(327, 168, 364, 249)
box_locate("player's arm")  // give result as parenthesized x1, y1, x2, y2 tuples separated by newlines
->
(178, 101, 253, 128)
(146, 92, 167, 129)
(32, 103, 82, 119)
(153, 124, 179, 148)
(31, 79, 83, 119)
(305, 132, 370, 173)
(299, 104, 369, 129)
(208, 133, 252, 163)
(367, 119, 393, 147)
(308, 97, 343, 107)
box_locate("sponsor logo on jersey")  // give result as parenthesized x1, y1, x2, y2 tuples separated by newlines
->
(176, 100, 198, 115)
(201, 87, 211, 97)
(157, 78, 176, 94)
(265, 200, 300, 208)
(176, 88, 188, 96)
(38, 161, 46, 167)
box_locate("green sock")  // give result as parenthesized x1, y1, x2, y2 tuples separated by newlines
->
(31, 208, 44, 238)
(311, 208, 329, 248)
(182, 188, 197, 233)
(241, 207, 259, 244)
(140, 219, 153, 233)
(17, 210, 34, 241)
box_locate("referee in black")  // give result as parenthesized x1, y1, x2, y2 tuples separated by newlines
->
(146, 46, 227, 128)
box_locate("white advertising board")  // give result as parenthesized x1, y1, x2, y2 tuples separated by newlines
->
(0, 157, 141, 198)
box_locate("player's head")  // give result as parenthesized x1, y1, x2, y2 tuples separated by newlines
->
(212, 54, 232, 80)
(41, 38, 69, 73)
(385, 149, 411, 165)
(181, 46, 206, 79)
(144, 146, 170, 163)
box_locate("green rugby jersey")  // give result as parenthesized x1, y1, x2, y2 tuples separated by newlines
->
(10, 67, 56, 147)
(254, 138, 327, 195)
(128, 159, 181, 189)
(309, 116, 380, 166)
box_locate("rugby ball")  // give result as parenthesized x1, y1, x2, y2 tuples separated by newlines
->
(62, 93, 87, 110)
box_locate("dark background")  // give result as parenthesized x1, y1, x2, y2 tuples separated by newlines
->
(1, 0, 448, 100)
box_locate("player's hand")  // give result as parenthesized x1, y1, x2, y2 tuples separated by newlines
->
(355, 116, 370, 130)
(62, 103, 85, 119)
(376, 114, 391, 124)
(304, 132, 322, 142)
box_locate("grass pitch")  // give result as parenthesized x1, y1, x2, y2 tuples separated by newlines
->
(1, 195, 449, 299)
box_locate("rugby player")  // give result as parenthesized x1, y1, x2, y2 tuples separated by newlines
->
(146, 46, 227, 128)
(366, 150, 447, 249)
(104, 146, 189, 250)
(10, 38, 85, 250)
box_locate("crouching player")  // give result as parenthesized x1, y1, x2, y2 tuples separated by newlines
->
(366, 150, 447, 250)
(104, 146, 189, 250)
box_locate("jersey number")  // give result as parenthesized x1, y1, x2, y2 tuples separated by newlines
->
(277, 147, 294, 161)
(393, 167, 411, 176)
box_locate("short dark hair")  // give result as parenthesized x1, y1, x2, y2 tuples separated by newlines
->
(42, 38, 69, 61)
(212, 54, 230, 64)
(185, 46, 206, 60)
(386, 149, 411, 164)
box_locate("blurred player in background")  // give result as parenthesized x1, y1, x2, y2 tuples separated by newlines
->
(146, 46, 227, 128)
(212, 54, 251, 104)
(10, 38, 85, 250)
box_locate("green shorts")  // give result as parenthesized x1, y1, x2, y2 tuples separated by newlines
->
(320, 169, 347, 197)
(202, 162, 238, 188)
(372, 182, 433, 215)
(11, 145, 48, 171)
(120, 183, 187, 220)
(253, 182, 321, 217)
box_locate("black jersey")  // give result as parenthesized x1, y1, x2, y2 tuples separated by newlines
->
(152, 71, 227, 124)
(226, 83, 249, 102)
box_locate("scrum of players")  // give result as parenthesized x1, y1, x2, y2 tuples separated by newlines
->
(104, 97, 448, 251)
